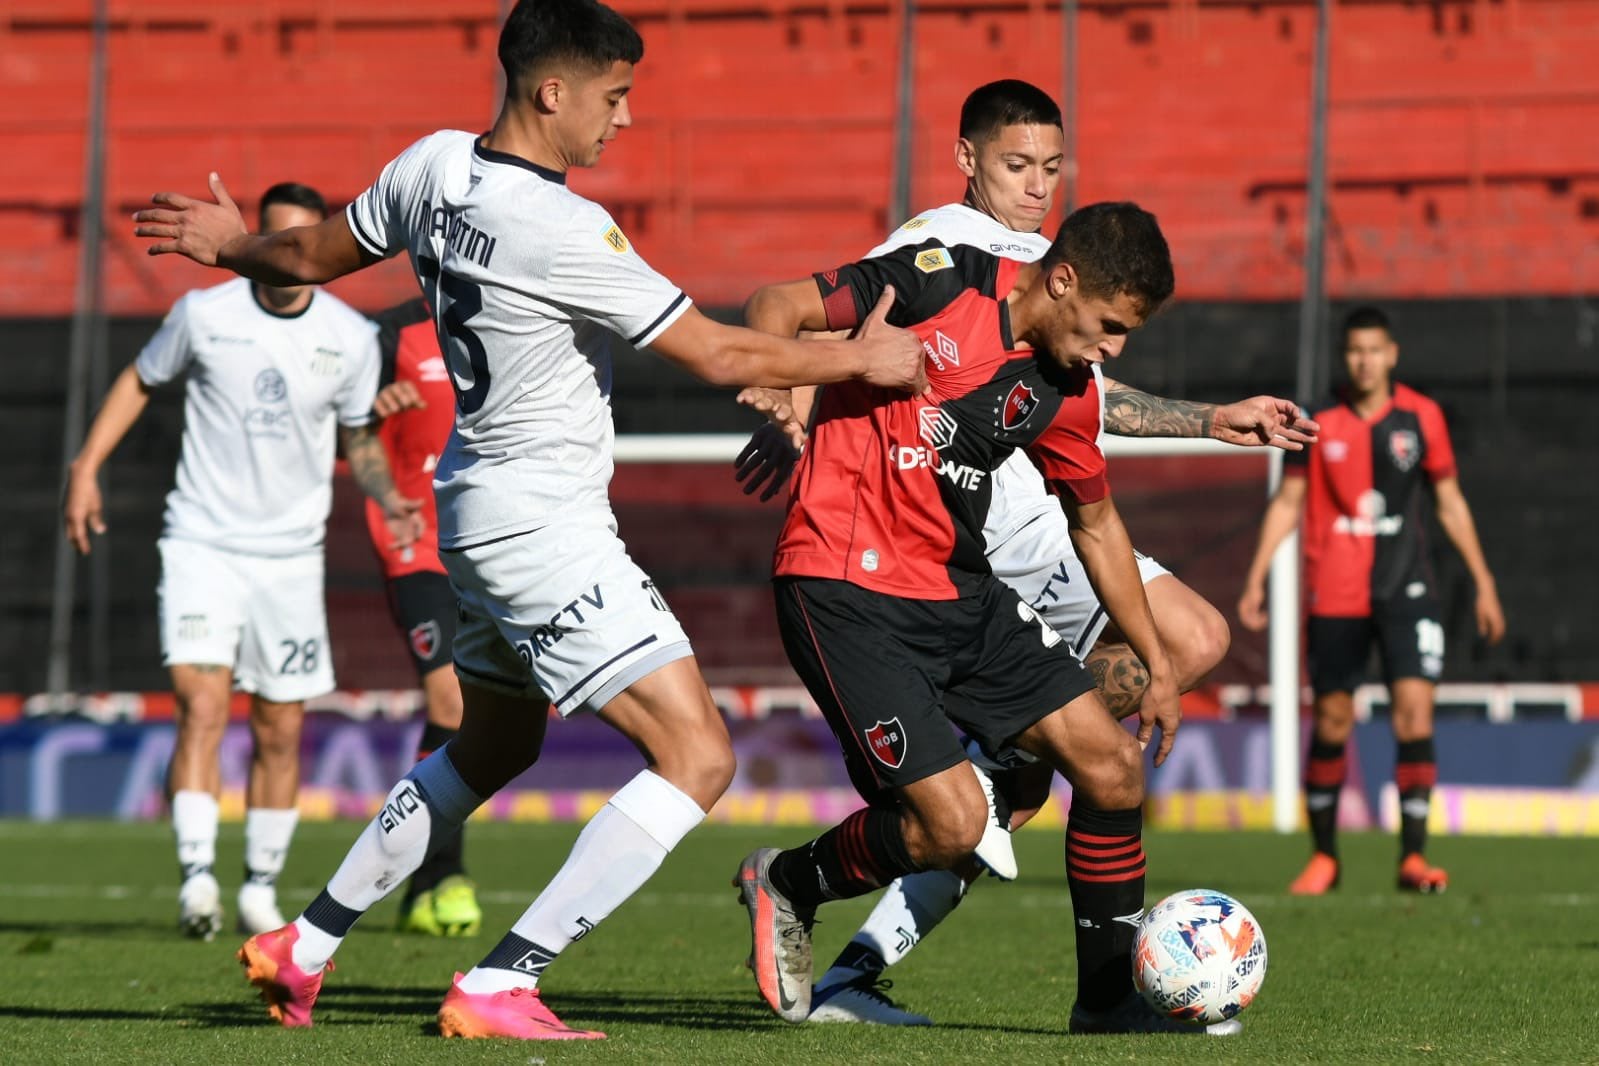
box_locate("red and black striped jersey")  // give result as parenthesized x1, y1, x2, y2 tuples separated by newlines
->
(364, 299, 454, 579)
(1285, 383, 1456, 616)
(774, 240, 1105, 600)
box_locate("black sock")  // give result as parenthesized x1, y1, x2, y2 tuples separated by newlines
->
(768, 806, 920, 910)
(829, 940, 888, 981)
(1304, 737, 1347, 859)
(404, 726, 466, 901)
(1065, 804, 1145, 1012)
(1396, 737, 1436, 858)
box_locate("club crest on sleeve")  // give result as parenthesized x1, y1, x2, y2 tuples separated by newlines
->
(864, 718, 907, 768)
(408, 620, 441, 660)
(1002, 381, 1039, 430)
(914, 248, 953, 273)
(1388, 428, 1420, 471)
(901, 217, 930, 231)
(602, 224, 629, 253)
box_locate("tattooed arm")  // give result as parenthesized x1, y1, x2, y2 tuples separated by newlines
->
(1102, 379, 1319, 450)
(338, 423, 423, 548)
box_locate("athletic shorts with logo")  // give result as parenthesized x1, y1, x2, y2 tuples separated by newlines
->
(774, 575, 1096, 804)
(1308, 596, 1445, 696)
(441, 513, 692, 716)
(385, 570, 457, 679)
(986, 511, 1172, 658)
(157, 538, 334, 702)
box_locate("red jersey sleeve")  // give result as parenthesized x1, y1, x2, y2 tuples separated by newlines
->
(1414, 392, 1457, 482)
(1025, 372, 1108, 504)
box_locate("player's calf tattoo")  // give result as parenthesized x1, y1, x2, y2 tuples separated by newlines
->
(1085, 643, 1149, 720)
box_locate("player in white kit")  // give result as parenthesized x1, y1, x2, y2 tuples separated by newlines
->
(64, 183, 419, 941)
(133, 0, 925, 1040)
(735, 81, 1315, 1027)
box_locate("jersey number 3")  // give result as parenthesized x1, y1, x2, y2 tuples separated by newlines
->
(419, 255, 490, 415)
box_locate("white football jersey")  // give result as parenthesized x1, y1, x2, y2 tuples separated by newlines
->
(867, 204, 1074, 549)
(346, 131, 692, 549)
(135, 278, 380, 556)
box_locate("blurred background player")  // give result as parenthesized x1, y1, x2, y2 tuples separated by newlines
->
(63, 182, 420, 940)
(1238, 306, 1506, 895)
(738, 79, 1314, 1026)
(365, 298, 481, 937)
(134, 0, 924, 1039)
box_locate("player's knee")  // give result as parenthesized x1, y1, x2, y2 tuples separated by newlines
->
(656, 733, 735, 810)
(1173, 602, 1230, 689)
(1075, 736, 1144, 809)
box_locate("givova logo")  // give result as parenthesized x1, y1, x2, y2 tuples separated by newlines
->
(379, 782, 423, 832)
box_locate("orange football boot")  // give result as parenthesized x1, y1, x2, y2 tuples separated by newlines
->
(1288, 852, 1341, 895)
(1398, 853, 1448, 893)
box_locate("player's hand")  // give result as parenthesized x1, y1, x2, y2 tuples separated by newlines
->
(1475, 582, 1506, 645)
(736, 387, 806, 450)
(62, 463, 106, 556)
(854, 286, 929, 395)
(373, 380, 426, 420)
(133, 172, 248, 265)
(1236, 578, 1269, 632)
(734, 422, 800, 502)
(1136, 671, 1183, 767)
(381, 492, 425, 550)
(1213, 396, 1319, 451)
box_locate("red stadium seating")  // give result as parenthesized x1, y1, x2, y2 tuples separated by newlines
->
(4, 0, 1599, 314)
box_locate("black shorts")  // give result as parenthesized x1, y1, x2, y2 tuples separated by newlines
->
(1307, 599, 1445, 696)
(774, 576, 1095, 803)
(385, 571, 458, 680)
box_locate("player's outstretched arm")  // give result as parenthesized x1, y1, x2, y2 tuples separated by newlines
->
(652, 289, 925, 393)
(1431, 476, 1506, 644)
(339, 424, 424, 550)
(63, 365, 153, 555)
(1102, 380, 1319, 450)
(133, 173, 377, 285)
(1236, 475, 1308, 632)
(1062, 493, 1181, 765)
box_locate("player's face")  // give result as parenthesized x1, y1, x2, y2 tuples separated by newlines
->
(1343, 326, 1398, 396)
(958, 123, 1064, 233)
(557, 60, 635, 168)
(1042, 273, 1147, 368)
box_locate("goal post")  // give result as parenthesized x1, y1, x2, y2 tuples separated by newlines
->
(612, 433, 1302, 832)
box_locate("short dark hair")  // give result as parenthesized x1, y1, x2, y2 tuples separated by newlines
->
(499, 0, 644, 88)
(1342, 306, 1393, 342)
(1042, 202, 1174, 316)
(258, 182, 327, 227)
(959, 80, 1062, 144)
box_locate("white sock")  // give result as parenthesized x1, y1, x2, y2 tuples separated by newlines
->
(818, 869, 969, 988)
(289, 750, 482, 972)
(243, 807, 299, 889)
(172, 790, 219, 880)
(457, 770, 704, 995)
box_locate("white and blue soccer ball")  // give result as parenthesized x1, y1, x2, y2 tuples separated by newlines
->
(1132, 889, 1268, 1024)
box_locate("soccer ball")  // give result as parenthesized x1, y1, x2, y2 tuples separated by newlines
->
(1132, 889, 1267, 1024)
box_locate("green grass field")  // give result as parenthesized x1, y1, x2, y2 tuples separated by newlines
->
(3, 821, 1595, 1064)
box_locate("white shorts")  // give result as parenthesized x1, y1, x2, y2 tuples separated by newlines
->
(157, 538, 334, 703)
(986, 509, 1172, 658)
(441, 514, 694, 717)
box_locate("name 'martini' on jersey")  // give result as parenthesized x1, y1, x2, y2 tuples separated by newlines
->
(344, 130, 694, 551)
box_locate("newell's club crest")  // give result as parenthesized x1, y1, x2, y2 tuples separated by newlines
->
(409, 620, 441, 660)
(1002, 381, 1039, 430)
(865, 719, 907, 769)
(1388, 428, 1420, 472)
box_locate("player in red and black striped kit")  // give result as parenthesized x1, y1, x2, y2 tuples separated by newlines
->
(365, 299, 482, 935)
(1239, 306, 1505, 895)
(735, 203, 1255, 1035)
